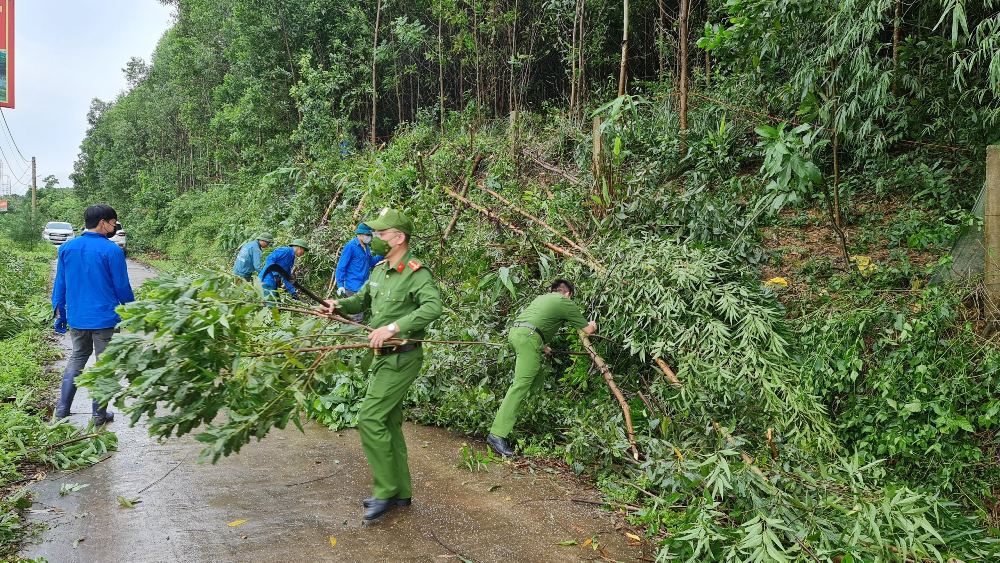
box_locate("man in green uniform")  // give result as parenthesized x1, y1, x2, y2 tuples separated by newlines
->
(487, 279, 597, 458)
(324, 208, 442, 523)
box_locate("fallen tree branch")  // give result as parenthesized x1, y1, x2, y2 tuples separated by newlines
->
(27, 433, 104, 455)
(443, 187, 604, 272)
(481, 186, 602, 268)
(247, 338, 503, 357)
(417, 151, 428, 189)
(654, 357, 682, 387)
(569, 497, 642, 512)
(524, 151, 582, 186)
(318, 177, 349, 226)
(443, 152, 485, 239)
(580, 332, 639, 460)
(352, 191, 367, 220)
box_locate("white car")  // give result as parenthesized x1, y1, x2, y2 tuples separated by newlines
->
(42, 222, 75, 245)
(109, 223, 127, 254)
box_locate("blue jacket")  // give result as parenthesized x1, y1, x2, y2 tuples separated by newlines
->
(260, 246, 296, 293)
(233, 240, 264, 277)
(335, 237, 382, 292)
(52, 231, 135, 330)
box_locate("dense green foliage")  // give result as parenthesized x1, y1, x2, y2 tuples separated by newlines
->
(66, 0, 1000, 560)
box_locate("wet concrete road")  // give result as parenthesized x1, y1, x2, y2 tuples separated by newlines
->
(22, 261, 648, 562)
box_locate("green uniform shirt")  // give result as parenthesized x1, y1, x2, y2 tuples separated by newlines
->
(513, 292, 590, 343)
(338, 250, 442, 339)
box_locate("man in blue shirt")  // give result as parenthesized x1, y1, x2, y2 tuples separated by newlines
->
(335, 223, 383, 322)
(52, 204, 135, 425)
(233, 232, 274, 281)
(261, 238, 310, 297)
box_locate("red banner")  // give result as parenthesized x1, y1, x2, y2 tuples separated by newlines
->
(0, 0, 14, 108)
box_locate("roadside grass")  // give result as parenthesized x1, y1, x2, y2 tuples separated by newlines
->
(0, 236, 117, 560)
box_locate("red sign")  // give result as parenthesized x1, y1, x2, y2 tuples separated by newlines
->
(0, 1, 14, 108)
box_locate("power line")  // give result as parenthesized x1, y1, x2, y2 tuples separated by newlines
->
(0, 108, 31, 164)
(0, 142, 32, 189)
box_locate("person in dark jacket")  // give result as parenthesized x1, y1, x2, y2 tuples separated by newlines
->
(52, 204, 135, 425)
(335, 223, 383, 322)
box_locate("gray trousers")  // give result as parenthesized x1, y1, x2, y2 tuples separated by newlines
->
(55, 327, 115, 420)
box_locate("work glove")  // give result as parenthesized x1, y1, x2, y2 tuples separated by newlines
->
(53, 306, 68, 334)
(337, 287, 347, 297)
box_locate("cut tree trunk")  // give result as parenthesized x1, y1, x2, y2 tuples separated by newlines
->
(617, 0, 629, 97)
(371, 0, 382, 145)
(580, 332, 639, 461)
(678, 0, 689, 131)
(443, 153, 486, 239)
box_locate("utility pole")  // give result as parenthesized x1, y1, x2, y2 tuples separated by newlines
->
(31, 156, 36, 218)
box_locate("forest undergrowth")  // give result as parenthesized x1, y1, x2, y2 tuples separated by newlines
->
(73, 109, 1000, 562)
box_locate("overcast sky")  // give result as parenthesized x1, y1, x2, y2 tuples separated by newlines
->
(3, 0, 174, 196)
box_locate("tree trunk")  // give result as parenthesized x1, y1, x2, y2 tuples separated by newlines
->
(276, 1, 302, 122)
(569, 0, 580, 116)
(371, 0, 382, 145)
(577, 0, 586, 121)
(831, 77, 843, 229)
(678, 0, 689, 130)
(439, 8, 445, 137)
(705, 50, 711, 88)
(657, 0, 666, 78)
(892, 0, 901, 96)
(510, 0, 519, 116)
(473, 0, 482, 121)
(617, 0, 629, 97)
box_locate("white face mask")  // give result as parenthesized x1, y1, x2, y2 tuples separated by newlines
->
(361, 234, 372, 244)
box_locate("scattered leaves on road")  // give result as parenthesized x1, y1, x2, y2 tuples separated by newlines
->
(557, 540, 578, 546)
(329, 537, 337, 547)
(59, 483, 89, 495)
(228, 519, 247, 527)
(116, 496, 140, 508)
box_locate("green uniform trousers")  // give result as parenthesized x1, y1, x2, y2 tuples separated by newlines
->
(490, 327, 546, 438)
(358, 348, 423, 500)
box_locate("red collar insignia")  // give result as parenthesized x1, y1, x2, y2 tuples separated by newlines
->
(396, 261, 405, 274)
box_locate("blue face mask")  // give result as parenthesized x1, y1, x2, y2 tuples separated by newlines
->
(361, 234, 372, 244)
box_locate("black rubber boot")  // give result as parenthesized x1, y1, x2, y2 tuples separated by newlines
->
(487, 434, 516, 457)
(363, 496, 411, 508)
(362, 498, 397, 523)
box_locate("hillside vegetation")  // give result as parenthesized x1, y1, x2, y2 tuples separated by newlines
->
(71, 0, 1000, 560)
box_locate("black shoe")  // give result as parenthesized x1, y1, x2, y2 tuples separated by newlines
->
(363, 496, 411, 508)
(362, 498, 397, 523)
(94, 412, 114, 427)
(487, 434, 516, 457)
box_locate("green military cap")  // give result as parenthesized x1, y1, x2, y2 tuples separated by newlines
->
(290, 238, 311, 251)
(257, 231, 274, 243)
(365, 208, 415, 235)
